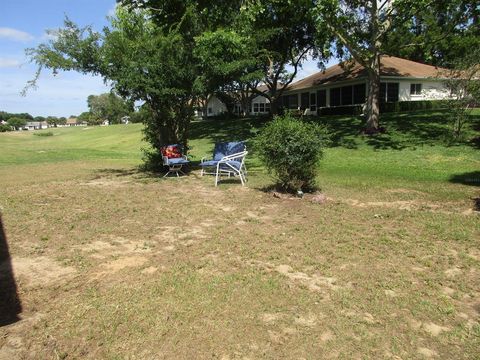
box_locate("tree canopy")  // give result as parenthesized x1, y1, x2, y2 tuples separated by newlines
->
(24, 0, 478, 163)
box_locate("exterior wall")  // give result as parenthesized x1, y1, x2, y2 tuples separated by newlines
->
(206, 96, 227, 117)
(250, 94, 270, 115)
(200, 77, 451, 118)
(398, 79, 450, 101)
(205, 94, 270, 117)
(283, 78, 451, 111)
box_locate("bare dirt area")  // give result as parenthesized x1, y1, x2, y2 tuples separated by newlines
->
(0, 165, 479, 359)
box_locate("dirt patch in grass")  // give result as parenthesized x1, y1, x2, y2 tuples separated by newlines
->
(0, 168, 479, 359)
(10, 256, 76, 288)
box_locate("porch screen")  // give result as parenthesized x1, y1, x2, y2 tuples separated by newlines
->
(317, 90, 327, 108)
(300, 92, 310, 110)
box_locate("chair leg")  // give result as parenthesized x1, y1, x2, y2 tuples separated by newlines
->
(215, 166, 220, 186)
(239, 171, 245, 186)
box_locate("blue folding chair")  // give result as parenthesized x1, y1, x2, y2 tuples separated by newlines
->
(200, 142, 247, 186)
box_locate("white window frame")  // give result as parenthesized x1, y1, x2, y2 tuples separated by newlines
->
(410, 83, 422, 96)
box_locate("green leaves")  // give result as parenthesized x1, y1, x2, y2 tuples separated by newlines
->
(255, 112, 328, 192)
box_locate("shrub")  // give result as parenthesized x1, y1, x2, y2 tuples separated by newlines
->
(0, 124, 11, 132)
(255, 113, 328, 192)
(33, 131, 54, 137)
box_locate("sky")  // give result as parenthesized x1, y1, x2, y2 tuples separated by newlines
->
(0, 1, 333, 118)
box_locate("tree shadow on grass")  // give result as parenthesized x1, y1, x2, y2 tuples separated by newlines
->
(316, 110, 479, 151)
(189, 116, 269, 144)
(449, 171, 480, 187)
(0, 214, 22, 326)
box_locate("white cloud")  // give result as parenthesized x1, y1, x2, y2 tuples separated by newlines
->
(0, 58, 21, 68)
(107, 3, 118, 17)
(0, 27, 35, 42)
(41, 30, 59, 42)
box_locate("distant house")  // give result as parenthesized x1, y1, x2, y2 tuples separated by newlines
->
(24, 121, 49, 130)
(66, 117, 87, 127)
(66, 118, 78, 126)
(102, 120, 110, 126)
(203, 56, 452, 117)
(200, 85, 271, 118)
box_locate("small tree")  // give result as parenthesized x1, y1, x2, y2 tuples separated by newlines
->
(7, 117, 27, 131)
(255, 113, 328, 192)
(444, 49, 480, 138)
(46, 116, 60, 127)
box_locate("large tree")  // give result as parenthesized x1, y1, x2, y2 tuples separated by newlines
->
(383, 0, 480, 68)
(194, 29, 263, 117)
(25, 2, 242, 167)
(315, 0, 424, 132)
(239, 0, 328, 115)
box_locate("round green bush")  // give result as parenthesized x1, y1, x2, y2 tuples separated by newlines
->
(255, 113, 328, 192)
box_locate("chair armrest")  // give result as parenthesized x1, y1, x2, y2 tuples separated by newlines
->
(218, 151, 248, 163)
(201, 156, 209, 163)
(162, 156, 169, 165)
(182, 155, 188, 161)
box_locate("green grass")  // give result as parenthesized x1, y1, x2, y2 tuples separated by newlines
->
(0, 110, 478, 359)
(0, 125, 143, 166)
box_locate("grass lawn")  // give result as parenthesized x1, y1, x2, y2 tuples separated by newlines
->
(0, 111, 479, 359)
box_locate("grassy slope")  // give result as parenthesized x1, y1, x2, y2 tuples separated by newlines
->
(0, 111, 478, 359)
(0, 125, 144, 166)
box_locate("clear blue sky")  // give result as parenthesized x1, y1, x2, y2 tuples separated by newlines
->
(0, 1, 331, 117)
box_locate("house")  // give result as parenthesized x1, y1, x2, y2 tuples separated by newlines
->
(203, 56, 451, 117)
(201, 85, 272, 117)
(66, 117, 78, 126)
(24, 121, 49, 130)
(281, 55, 450, 115)
(66, 117, 87, 126)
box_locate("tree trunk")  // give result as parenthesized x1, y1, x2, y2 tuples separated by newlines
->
(365, 57, 380, 133)
(270, 97, 280, 116)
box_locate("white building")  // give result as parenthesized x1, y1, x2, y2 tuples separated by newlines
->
(203, 56, 451, 117)
(24, 121, 49, 130)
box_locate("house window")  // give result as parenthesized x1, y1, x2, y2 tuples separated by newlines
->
(265, 103, 271, 113)
(253, 103, 259, 113)
(208, 107, 212, 114)
(281, 95, 289, 109)
(387, 83, 399, 102)
(310, 92, 317, 111)
(380, 82, 399, 102)
(289, 94, 298, 109)
(410, 83, 422, 95)
(341, 86, 353, 105)
(259, 103, 265, 112)
(301, 92, 310, 110)
(353, 83, 366, 104)
(330, 88, 341, 107)
(317, 90, 327, 108)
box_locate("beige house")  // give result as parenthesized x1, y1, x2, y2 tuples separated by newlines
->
(204, 56, 451, 116)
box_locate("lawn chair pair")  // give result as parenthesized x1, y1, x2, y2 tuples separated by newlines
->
(200, 142, 248, 186)
(161, 141, 248, 186)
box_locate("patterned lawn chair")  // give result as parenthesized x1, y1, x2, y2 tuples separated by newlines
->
(161, 144, 190, 177)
